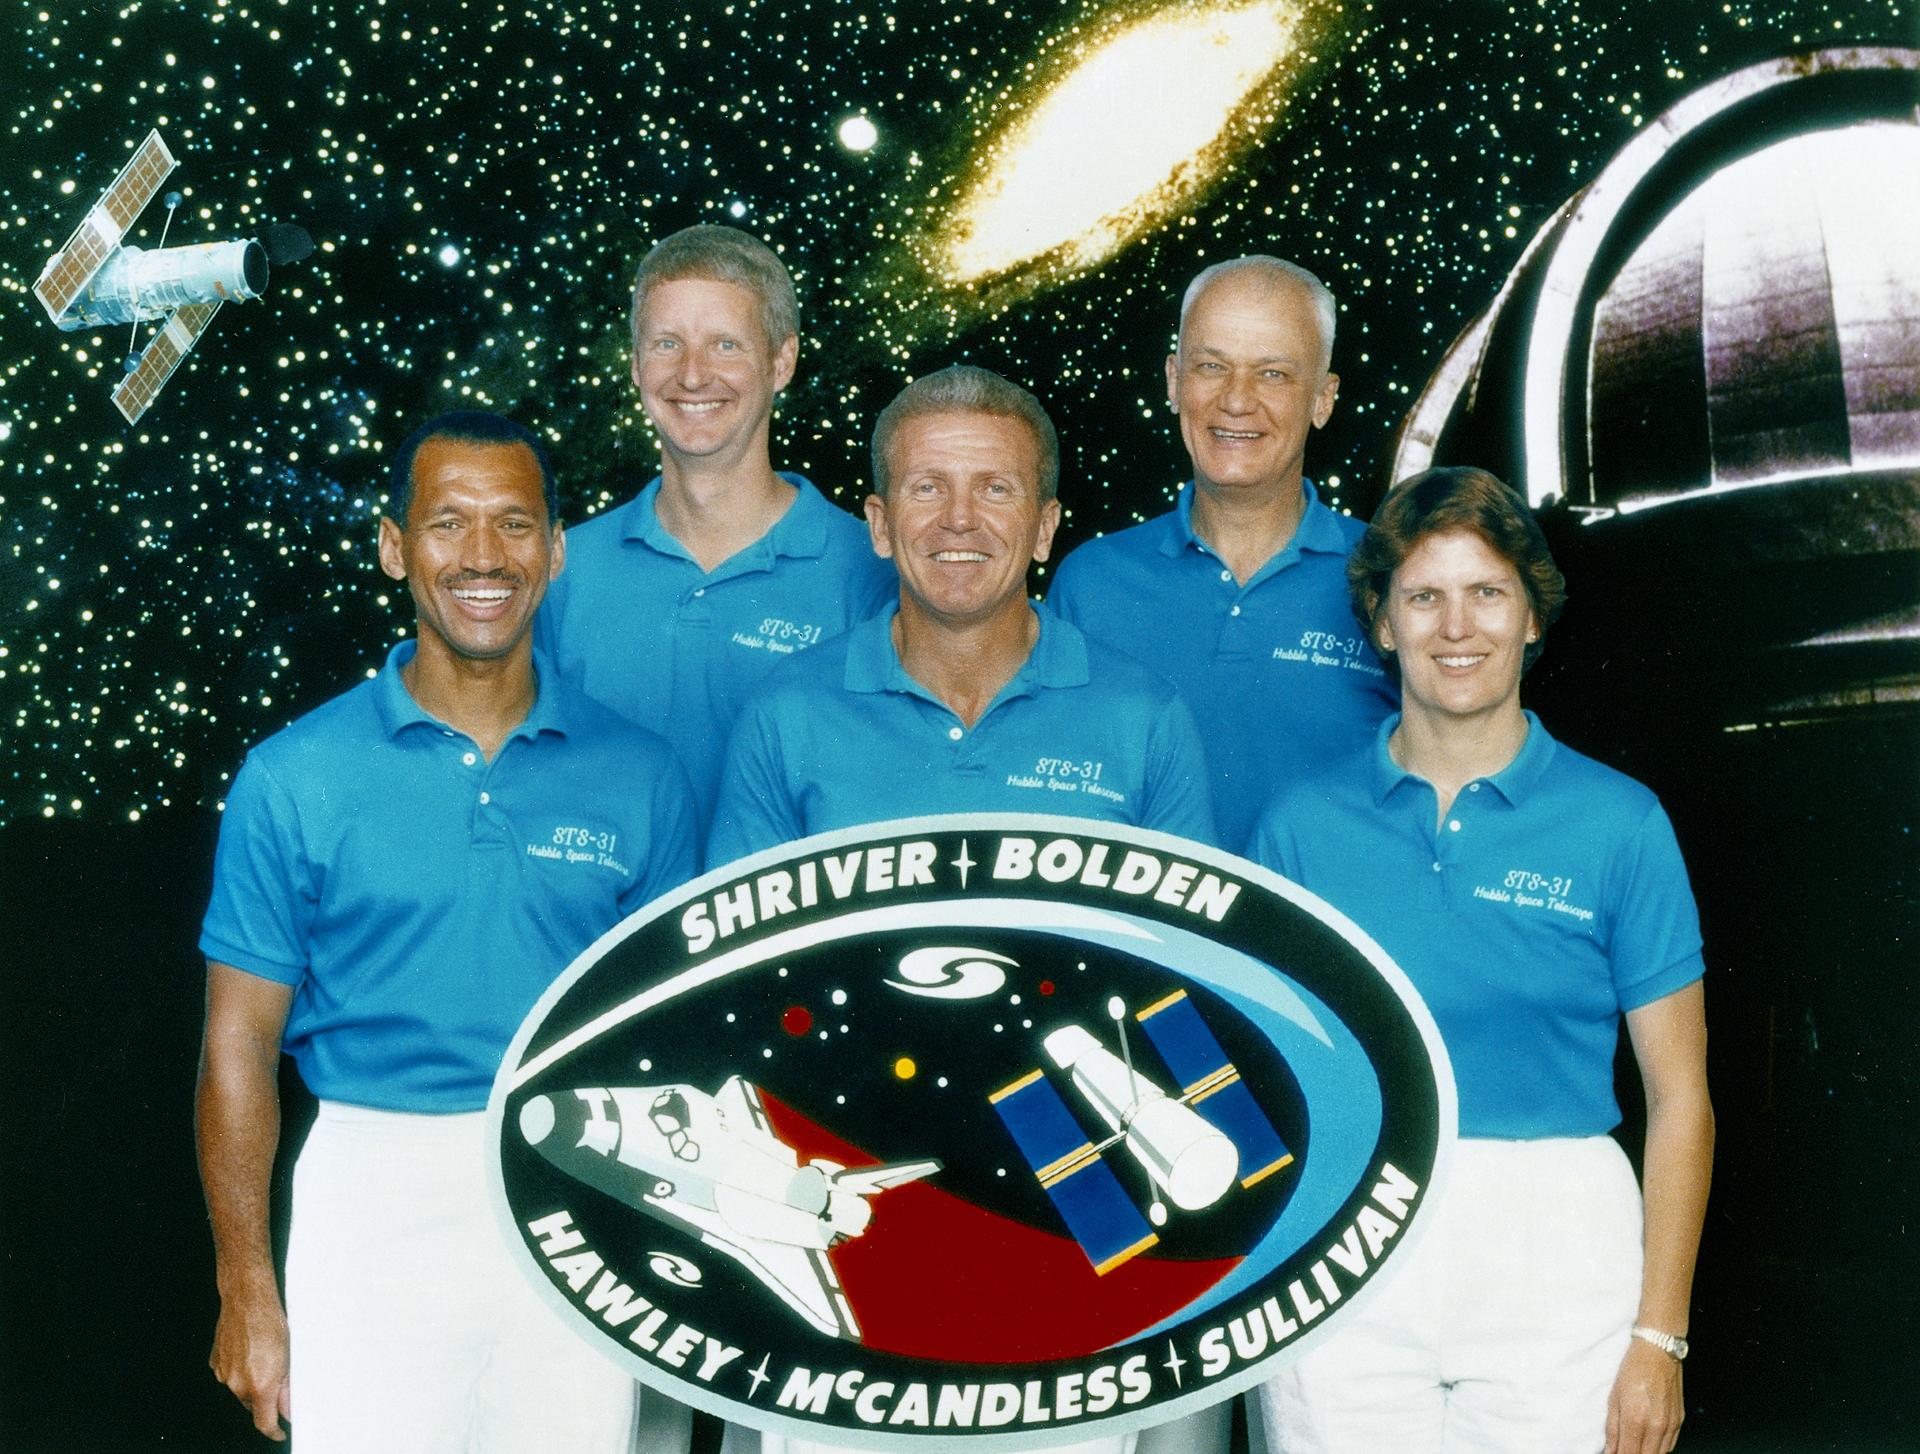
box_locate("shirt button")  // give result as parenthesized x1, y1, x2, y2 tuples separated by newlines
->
(1469, 783, 1481, 792)
(1431, 862, 1442, 873)
(462, 751, 477, 766)
(1230, 605, 1242, 617)
(479, 791, 492, 805)
(947, 726, 963, 741)
(1219, 569, 1232, 583)
(693, 587, 706, 598)
(1448, 819, 1462, 832)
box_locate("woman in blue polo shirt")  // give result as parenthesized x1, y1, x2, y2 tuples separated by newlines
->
(1248, 467, 1712, 1454)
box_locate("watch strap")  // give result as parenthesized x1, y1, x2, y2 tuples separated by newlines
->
(1630, 1325, 1689, 1361)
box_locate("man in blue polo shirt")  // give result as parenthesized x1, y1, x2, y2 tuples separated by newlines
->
(707, 364, 1214, 872)
(537, 225, 894, 829)
(1046, 256, 1395, 850)
(196, 412, 697, 1450)
(708, 382, 1212, 1454)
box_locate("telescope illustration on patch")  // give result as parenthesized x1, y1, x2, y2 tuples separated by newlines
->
(517, 1074, 940, 1341)
(991, 989, 1294, 1275)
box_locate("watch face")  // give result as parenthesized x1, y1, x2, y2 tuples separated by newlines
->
(489, 815, 1458, 1449)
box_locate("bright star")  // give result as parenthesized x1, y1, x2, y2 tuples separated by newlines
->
(838, 115, 880, 152)
(437, 244, 461, 267)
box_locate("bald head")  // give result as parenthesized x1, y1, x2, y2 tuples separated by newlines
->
(1164, 256, 1341, 503)
(1177, 256, 1335, 373)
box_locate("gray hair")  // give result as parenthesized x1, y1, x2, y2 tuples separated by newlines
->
(1177, 256, 1336, 371)
(870, 365, 1061, 500)
(630, 224, 799, 354)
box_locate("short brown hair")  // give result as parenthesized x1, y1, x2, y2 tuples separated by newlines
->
(1350, 466, 1566, 674)
(870, 365, 1060, 500)
(630, 224, 799, 356)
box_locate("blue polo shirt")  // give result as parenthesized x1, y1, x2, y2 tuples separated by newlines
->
(1046, 480, 1395, 850)
(1248, 714, 1705, 1139)
(536, 473, 895, 828)
(200, 642, 699, 1112)
(706, 606, 1217, 867)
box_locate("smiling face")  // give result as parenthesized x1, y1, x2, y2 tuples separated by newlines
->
(632, 276, 797, 474)
(1165, 274, 1338, 504)
(378, 437, 564, 668)
(865, 410, 1061, 632)
(1377, 527, 1538, 733)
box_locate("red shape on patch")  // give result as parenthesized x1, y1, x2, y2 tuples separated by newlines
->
(1038, 980, 1056, 996)
(758, 1089, 1239, 1364)
(781, 1006, 813, 1036)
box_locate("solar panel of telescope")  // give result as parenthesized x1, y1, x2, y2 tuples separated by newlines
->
(112, 300, 220, 424)
(990, 1068, 1159, 1275)
(1136, 990, 1293, 1188)
(34, 130, 176, 324)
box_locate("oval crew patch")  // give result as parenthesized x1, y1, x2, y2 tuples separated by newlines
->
(489, 816, 1457, 1448)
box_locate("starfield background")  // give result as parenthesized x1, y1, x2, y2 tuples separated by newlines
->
(2, 0, 1915, 1450)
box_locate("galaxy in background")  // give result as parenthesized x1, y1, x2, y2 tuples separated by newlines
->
(1, 0, 1912, 824)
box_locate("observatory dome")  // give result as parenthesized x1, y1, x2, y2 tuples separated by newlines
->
(1389, 48, 1920, 721)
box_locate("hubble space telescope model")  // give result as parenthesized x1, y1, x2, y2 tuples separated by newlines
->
(32, 129, 312, 424)
(991, 989, 1293, 1275)
(518, 1075, 940, 1342)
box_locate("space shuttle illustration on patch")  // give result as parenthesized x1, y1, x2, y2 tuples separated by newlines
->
(991, 989, 1293, 1275)
(518, 1075, 939, 1341)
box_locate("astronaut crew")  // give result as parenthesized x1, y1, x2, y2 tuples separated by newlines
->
(198, 227, 1707, 1454)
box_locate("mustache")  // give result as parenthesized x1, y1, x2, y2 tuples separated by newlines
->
(444, 570, 525, 586)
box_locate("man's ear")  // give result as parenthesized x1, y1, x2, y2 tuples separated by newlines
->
(378, 517, 408, 583)
(1312, 371, 1340, 430)
(772, 333, 799, 394)
(1032, 498, 1063, 565)
(863, 494, 895, 560)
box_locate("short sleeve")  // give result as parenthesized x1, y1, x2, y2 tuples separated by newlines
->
(1141, 692, 1218, 847)
(1609, 800, 1707, 1010)
(198, 754, 315, 985)
(1244, 790, 1307, 879)
(705, 699, 805, 871)
(622, 749, 701, 914)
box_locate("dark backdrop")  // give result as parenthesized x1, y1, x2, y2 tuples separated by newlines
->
(4, 0, 1917, 1448)
(4, 706, 1915, 1448)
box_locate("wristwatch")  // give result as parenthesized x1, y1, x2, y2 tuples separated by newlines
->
(1630, 1325, 1690, 1361)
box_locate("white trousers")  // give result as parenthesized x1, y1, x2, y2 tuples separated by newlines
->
(733, 1432, 1139, 1454)
(723, 1377, 1232, 1454)
(286, 1102, 644, 1454)
(1258, 1136, 1643, 1454)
